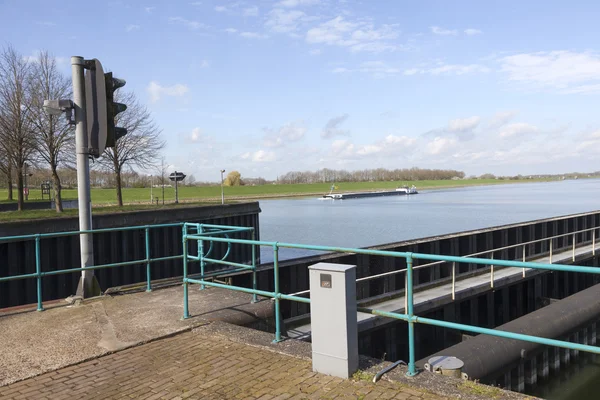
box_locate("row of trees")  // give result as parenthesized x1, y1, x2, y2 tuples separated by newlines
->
(277, 168, 466, 184)
(0, 45, 164, 211)
(17, 167, 199, 190)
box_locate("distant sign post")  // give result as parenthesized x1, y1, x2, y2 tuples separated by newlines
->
(169, 171, 186, 204)
(41, 181, 52, 200)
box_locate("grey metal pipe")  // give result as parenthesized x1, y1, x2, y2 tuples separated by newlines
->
(417, 282, 600, 380)
(71, 56, 95, 297)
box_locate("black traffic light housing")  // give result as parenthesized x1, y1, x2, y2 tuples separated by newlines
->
(105, 72, 127, 148)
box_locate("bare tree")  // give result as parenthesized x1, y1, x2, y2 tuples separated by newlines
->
(29, 51, 74, 212)
(99, 91, 164, 206)
(0, 46, 36, 211)
(0, 147, 12, 200)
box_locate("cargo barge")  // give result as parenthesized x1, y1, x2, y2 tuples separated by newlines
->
(321, 185, 418, 200)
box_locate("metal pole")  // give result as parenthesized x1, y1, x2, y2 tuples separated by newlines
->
(35, 235, 44, 311)
(174, 171, 179, 204)
(251, 229, 257, 303)
(221, 169, 225, 205)
(145, 227, 151, 292)
(273, 243, 281, 343)
(594, 230, 596, 256)
(451, 262, 456, 301)
(72, 56, 98, 298)
(200, 225, 205, 290)
(573, 233, 576, 261)
(550, 238, 553, 263)
(490, 253, 494, 288)
(182, 225, 189, 319)
(406, 255, 417, 376)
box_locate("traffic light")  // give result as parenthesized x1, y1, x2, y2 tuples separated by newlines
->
(84, 59, 127, 157)
(104, 72, 127, 148)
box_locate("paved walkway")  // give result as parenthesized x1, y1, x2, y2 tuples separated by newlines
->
(0, 326, 444, 400)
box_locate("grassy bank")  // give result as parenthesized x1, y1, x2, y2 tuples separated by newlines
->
(0, 177, 563, 222)
(0, 177, 558, 205)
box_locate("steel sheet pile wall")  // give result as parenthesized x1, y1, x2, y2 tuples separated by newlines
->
(241, 210, 600, 320)
(0, 203, 260, 308)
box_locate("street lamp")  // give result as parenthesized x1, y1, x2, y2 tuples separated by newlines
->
(220, 169, 225, 205)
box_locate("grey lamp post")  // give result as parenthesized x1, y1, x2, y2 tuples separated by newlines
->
(220, 169, 225, 205)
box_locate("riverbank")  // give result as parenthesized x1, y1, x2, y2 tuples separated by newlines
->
(0, 177, 578, 222)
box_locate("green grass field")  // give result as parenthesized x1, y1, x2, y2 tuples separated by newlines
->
(0, 177, 557, 206)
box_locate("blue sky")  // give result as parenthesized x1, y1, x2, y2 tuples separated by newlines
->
(2, 0, 600, 180)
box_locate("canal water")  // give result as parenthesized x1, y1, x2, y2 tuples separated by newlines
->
(258, 178, 600, 399)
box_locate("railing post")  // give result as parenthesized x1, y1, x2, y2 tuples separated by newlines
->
(145, 227, 151, 292)
(522, 245, 526, 263)
(573, 233, 576, 261)
(490, 253, 494, 289)
(404, 272, 408, 311)
(251, 229, 257, 303)
(199, 224, 205, 290)
(406, 255, 417, 377)
(594, 230, 596, 256)
(549, 238, 553, 263)
(182, 225, 190, 319)
(451, 262, 456, 301)
(35, 235, 44, 312)
(273, 243, 282, 343)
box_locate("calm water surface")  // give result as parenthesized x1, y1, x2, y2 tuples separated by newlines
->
(260, 179, 600, 261)
(258, 179, 600, 400)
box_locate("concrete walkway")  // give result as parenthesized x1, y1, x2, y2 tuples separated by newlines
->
(0, 284, 271, 386)
(0, 324, 450, 400)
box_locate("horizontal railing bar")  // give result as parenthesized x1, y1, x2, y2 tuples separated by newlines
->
(187, 223, 254, 232)
(357, 306, 600, 355)
(0, 272, 38, 282)
(415, 315, 600, 355)
(201, 257, 253, 270)
(186, 278, 274, 298)
(0, 223, 184, 242)
(192, 228, 253, 236)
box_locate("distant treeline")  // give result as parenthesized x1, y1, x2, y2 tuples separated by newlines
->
(277, 168, 466, 184)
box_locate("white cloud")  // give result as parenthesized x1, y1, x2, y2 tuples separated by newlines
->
(224, 28, 238, 33)
(306, 16, 399, 53)
(322, 114, 350, 138)
(266, 9, 306, 33)
(426, 137, 457, 155)
(189, 128, 205, 142)
(276, 0, 320, 7)
(358, 61, 400, 78)
(199, 60, 210, 68)
(215, 5, 228, 12)
(429, 64, 490, 75)
(309, 49, 322, 55)
(430, 26, 458, 36)
(464, 28, 482, 35)
(252, 150, 276, 162)
(243, 6, 259, 17)
(499, 51, 600, 93)
(331, 139, 355, 157)
(240, 31, 269, 39)
(263, 121, 307, 147)
(147, 81, 190, 103)
(332, 67, 350, 74)
(448, 116, 480, 132)
(126, 24, 140, 32)
(384, 135, 416, 146)
(169, 17, 208, 30)
(404, 63, 490, 76)
(490, 111, 517, 128)
(499, 123, 539, 138)
(145, 7, 155, 13)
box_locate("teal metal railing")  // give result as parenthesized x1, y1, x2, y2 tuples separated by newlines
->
(183, 225, 600, 377)
(0, 222, 188, 312)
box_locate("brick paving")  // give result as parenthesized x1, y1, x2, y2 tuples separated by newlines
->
(0, 329, 445, 400)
